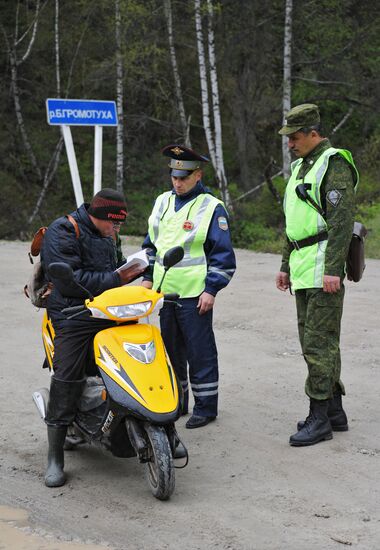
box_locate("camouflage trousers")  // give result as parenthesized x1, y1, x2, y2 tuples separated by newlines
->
(295, 285, 345, 401)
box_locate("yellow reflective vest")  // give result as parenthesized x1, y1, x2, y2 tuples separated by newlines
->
(148, 191, 224, 296)
(284, 147, 358, 290)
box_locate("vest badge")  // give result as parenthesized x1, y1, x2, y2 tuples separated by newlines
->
(183, 220, 194, 231)
(326, 189, 342, 207)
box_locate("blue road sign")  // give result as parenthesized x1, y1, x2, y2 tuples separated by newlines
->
(46, 98, 118, 126)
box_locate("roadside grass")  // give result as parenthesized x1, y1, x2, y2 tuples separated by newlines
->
(360, 203, 380, 259)
(122, 201, 380, 259)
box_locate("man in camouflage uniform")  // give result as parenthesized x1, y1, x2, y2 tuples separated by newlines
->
(276, 103, 358, 446)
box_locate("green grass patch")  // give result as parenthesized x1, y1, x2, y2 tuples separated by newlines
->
(357, 203, 380, 259)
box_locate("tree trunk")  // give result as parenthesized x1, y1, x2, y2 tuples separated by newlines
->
(164, 0, 191, 147)
(9, 50, 42, 181)
(27, 0, 64, 225)
(206, 0, 231, 208)
(282, 0, 293, 180)
(55, 0, 61, 97)
(115, 0, 124, 194)
(194, 0, 216, 168)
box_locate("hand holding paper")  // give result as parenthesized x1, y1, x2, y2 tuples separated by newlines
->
(116, 249, 149, 285)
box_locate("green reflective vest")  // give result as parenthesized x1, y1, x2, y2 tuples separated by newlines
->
(148, 191, 224, 296)
(284, 147, 359, 290)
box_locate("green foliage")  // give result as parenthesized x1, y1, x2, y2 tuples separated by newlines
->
(231, 177, 285, 252)
(355, 203, 380, 259)
(231, 219, 284, 253)
(0, 0, 379, 250)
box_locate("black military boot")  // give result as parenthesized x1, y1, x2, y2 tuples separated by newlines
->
(327, 391, 348, 431)
(290, 399, 333, 447)
(297, 392, 348, 432)
(44, 377, 85, 487)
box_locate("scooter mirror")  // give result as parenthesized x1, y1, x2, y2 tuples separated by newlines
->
(48, 262, 75, 281)
(163, 246, 184, 269)
(48, 262, 94, 301)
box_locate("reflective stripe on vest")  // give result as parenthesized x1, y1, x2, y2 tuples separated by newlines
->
(284, 147, 359, 290)
(148, 191, 224, 297)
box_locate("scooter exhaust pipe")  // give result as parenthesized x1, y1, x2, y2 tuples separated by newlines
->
(32, 388, 50, 419)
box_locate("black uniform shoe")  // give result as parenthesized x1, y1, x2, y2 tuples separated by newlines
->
(290, 399, 333, 447)
(185, 415, 216, 429)
(45, 426, 67, 487)
(297, 392, 348, 432)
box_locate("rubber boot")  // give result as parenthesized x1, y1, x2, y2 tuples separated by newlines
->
(44, 377, 85, 487)
(290, 399, 333, 447)
(297, 392, 348, 432)
(45, 426, 67, 487)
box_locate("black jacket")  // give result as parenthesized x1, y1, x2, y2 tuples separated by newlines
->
(41, 204, 121, 321)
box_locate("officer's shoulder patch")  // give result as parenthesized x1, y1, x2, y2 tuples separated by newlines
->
(218, 216, 228, 230)
(326, 189, 342, 207)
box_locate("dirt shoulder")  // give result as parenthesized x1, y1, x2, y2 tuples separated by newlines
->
(0, 240, 379, 550)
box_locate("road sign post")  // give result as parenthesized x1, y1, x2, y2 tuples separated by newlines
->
(46, 99, 118, 207)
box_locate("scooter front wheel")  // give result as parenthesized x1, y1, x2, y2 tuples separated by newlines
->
(144, 424, 175, 500)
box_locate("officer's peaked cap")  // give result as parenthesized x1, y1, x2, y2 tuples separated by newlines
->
(278, 103, 320, 135)
(162, 144, 209, 177)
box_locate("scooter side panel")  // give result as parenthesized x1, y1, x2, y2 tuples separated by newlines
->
(93, 324, 179, 414)
(41, 311, 55, 371)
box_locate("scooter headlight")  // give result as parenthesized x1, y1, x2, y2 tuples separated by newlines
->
(123, 341, 156, 364)
(107, 301, 152, 319)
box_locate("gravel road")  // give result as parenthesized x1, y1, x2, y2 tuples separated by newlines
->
(0, 240, 379, 550)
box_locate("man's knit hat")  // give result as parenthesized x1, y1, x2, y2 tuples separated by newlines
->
(88, 188, 127, 221)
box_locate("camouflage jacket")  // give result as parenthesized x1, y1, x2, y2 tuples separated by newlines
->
(280, 139, 356, 278)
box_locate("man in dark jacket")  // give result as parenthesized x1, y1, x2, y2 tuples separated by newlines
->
(41, 188, 143, 487)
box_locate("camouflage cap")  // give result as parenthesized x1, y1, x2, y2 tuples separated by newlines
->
(278, 103, 320, 135)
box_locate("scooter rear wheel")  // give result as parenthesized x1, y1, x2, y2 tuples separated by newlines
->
(144, 425, 175, 500)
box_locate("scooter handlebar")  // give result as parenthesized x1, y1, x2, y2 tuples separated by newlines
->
(61, 304, 87, 315)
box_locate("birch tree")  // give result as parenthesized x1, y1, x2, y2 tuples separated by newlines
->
(282, 0, 293, 179)
(27, 0, 64, 226)
(115, 0, 124, 194)
(28, 2, 90, 225)
(1, 0, 42, 182)
(206, 0, 229, 207)
(194, 0, 231, 208)
(164, 0, 191, 147)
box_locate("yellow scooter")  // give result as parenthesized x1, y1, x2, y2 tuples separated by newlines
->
(33, 246, 187, 500)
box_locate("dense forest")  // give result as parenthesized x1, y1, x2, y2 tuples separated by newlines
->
(1, 0, 380, 256)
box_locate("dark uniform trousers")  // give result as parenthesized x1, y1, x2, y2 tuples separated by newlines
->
(159, 298, 219, 418)
(295, 285, 345, 401)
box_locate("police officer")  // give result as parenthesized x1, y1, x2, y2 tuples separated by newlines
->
(276, 104, 358, 446)
(141, 144, 236, 428)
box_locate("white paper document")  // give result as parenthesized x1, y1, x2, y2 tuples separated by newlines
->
(115, 249, 149, 273)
